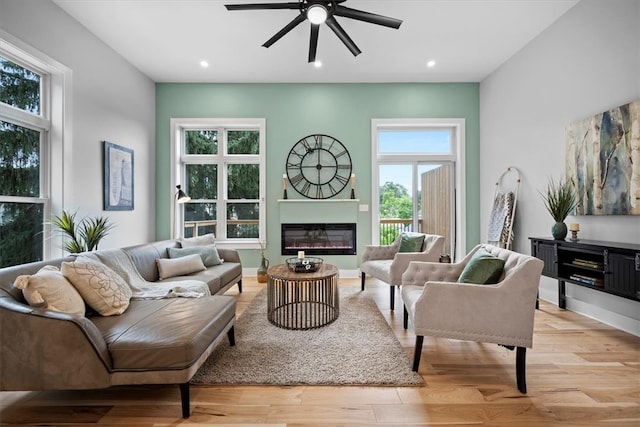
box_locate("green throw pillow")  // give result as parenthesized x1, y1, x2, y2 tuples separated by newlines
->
(398, 232, 426, 253)
(458, 248, 505, 284)
(168, 244, 223, 267)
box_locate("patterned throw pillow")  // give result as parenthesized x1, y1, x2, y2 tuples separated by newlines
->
(13, 265, 85, 316)
(61, 259, 132, 316)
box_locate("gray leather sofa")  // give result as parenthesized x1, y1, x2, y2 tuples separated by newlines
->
(0, 239, 243, 418)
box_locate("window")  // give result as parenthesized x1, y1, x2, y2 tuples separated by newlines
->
(0, 34, 68, 267)
(372, 119, 466, 260)
(171, 118, 266, 249)
(0, 53, 48, 267)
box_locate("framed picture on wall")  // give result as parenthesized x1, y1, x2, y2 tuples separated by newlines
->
(565, 100, 640, 215)
(103, 141, 134, 211)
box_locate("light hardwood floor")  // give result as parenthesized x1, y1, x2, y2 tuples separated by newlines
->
(1, 277, 638, 426)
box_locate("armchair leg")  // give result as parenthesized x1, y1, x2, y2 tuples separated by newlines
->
(403, 305, 408, 330)
(412, 336, 424, 371)
(390, 286, 395, 310)
(237, 279, 243, 293)
(179, 382, 190, 418)
(361, 272, 366, 291)
(516, 347, 527, 393)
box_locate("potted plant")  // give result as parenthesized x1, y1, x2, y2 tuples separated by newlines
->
(540, 177, 577, 240)
(51, 210, 115, 253)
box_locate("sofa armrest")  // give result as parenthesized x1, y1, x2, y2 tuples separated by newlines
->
(217, 248, 241, 264)
(0, 296, 112, 390)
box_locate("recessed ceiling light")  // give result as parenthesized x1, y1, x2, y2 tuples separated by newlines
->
(200, 60, 209, 68)
(314, 61, 322, 68)
(427, 60, 436, 68)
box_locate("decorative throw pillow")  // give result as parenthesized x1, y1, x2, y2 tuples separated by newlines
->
(458, 248, 506, 284)
(13, 265, 85, 316)
(156, 254, 206, 280)
(168, 244, 223, 267)
(180, 233, 215, 248)
(398, 232, 426, 253)
(61, 259, 132, 316)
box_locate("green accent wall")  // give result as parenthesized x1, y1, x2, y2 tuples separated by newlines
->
(155, 83, 480, 268)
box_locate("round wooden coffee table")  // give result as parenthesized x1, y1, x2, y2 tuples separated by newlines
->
(267, 263, 339, 330)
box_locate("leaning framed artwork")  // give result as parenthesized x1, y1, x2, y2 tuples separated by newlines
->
(565, 100, 640, 215)
(103, 141, 134, 211)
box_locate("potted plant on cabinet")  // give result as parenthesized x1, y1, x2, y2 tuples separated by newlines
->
(540, 177, 577, 240)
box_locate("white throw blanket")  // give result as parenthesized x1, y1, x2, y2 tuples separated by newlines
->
(81, 249, 210, 299)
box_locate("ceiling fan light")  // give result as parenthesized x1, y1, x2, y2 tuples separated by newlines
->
(307, 5, 328, 25)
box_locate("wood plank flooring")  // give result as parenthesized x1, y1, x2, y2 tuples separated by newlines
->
(1, 277, 638, 426)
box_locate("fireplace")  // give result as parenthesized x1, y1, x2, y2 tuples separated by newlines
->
(281, 223, 356, 256)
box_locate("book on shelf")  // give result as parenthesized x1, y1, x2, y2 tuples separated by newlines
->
(569, 273, 604, 287)
(571, 258, 604, 269)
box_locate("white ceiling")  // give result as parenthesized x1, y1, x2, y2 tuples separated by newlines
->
(52, 0, 579, 83)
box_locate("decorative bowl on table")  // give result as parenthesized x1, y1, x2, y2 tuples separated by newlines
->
(285, 257, 323, 273)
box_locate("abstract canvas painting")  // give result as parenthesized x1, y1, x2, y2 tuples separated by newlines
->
(103, 141, 134, 211)
(565, 100, 640, 215)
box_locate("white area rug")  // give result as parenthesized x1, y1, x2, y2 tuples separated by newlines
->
(191, 287, 423, 386)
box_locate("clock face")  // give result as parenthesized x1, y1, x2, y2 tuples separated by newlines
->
(286, 134, 352, 199)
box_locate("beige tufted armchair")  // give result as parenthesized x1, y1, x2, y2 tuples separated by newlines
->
(360, 233, 445, 310)
(401, 244, 543, 393)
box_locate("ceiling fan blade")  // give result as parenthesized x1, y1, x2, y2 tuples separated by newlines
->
(325, 16, 361, 57)
(262, 14, 306, 48)
(225, 2, 299, 11)
(334, 5, 402, 29)
(308, 24, 320, 63)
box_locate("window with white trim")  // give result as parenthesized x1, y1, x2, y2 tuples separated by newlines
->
(1, 49, 49, 267)
(171, 118, 266, 249)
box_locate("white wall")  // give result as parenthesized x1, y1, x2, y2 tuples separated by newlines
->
(480, 0, 640, 335)
(0, 0, 156, 251)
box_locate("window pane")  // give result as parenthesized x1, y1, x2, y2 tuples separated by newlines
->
(379, 130, 451, 154)
(183, 202, 216, 238)
(228, 164, 258, 199)
(379, 164, 413, 244)
(185, 130, 217, 155)
(0, 56, 40, 115)
(227, 202, 259, 238)
(185, 164, 217, 199)
(228, 130, 259, 154)
(0, 120, 40, 197)
(0, 202, 43, 267)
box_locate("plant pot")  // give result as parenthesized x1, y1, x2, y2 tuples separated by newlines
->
(551, 222, 568, 240)
(257, 256, 269, 283)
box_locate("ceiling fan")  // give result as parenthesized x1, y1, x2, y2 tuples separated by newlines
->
(224, 1, 402, 63)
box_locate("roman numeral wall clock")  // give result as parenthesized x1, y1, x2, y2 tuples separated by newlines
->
(286, 134, 352, 199)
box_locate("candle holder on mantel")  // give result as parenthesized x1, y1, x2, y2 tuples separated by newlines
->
(350, 188, 355, 199)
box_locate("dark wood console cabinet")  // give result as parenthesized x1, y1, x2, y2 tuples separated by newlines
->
(529, 237, 640, 309)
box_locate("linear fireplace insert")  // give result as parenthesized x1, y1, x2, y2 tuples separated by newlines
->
(281, 223, 356, 256)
